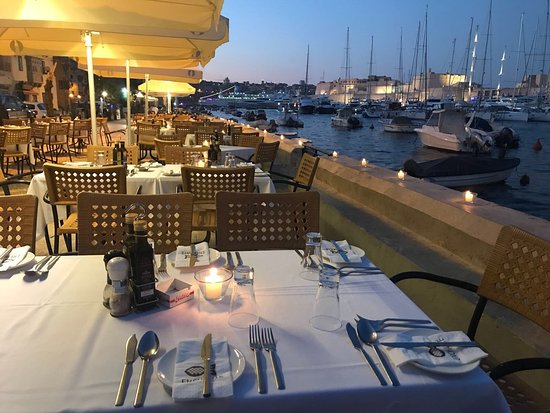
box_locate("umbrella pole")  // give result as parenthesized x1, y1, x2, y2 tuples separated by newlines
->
(167, 92, 172, 114)
(144, 74, 149, 118)
(85, 32, 97, 145)
(126, 59, 132, 144)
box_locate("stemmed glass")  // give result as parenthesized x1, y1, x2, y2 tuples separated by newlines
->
(299, 232, 323, 281)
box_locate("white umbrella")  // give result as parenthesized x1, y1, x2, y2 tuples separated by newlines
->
(0, 1, 227, 143)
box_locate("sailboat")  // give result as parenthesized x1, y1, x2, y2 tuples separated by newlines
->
(331, 27, 363, 129)
(299, 45, 316, 115)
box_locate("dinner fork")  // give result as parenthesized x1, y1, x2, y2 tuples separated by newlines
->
(261, 328, 285, 390)
(248, 324, 266, 394)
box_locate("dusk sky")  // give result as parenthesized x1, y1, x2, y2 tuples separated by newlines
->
(203, 0, 549, 88)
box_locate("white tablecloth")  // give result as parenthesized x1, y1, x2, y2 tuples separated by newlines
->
(28, 167, 275, 239)
(0, 252, 509, 413)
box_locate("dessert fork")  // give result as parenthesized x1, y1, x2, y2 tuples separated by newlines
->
(156, 253, 170, 280)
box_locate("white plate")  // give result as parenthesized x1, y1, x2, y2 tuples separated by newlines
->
(1, 252, 35, 271)
(167, 248, 221, 269)
(157, 344, 245, 389)
(323, 245, 366, 267)
(385, 329, 480, 375)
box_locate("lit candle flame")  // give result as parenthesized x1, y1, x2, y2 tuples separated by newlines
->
(397, 170, 405, 180)
(361, 158, 368, 167)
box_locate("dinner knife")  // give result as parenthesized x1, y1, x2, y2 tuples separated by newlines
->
(0, 247, 14, 265)
(235, 251, 244, 266)
(345, 323, 388, 386)
(381, 341, 479, 349)
(330, 241, 350, 262)
(201, 333, 212, 398)
(115, 334, 137, 406)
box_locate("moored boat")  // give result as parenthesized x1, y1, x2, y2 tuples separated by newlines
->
(331, 106, 363, 129)
(403, 155, 521, 187)
(382, 116, 418, 133)
(275, 108, 304, 128)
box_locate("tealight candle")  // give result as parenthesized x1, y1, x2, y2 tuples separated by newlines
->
(298, 139, 303, 146)
(361, 158, 368, 167)
(332, 151, 338, 158)
(464, 190, 476, 203)
(203, 268, 223, 300)
(202, 139, 209, 147)
(197, 159, 205, 168)
(397, 170, 405, 180)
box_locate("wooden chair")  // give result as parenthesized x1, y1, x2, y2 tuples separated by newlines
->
(95, 117, 108, 144)
(215, 191, 320, 252)
(174, 125, 194, 143)
(46, 122, 72, 163)
(0, 194, 38, 253)
(86, 145, 114, 164)
(77, 192, 193, 255)
(101, 122, 126, 145)
(154, 138, 181, 164)
(250, 141, 280, 172)
(271, 152, 319, 192)
(1, 127, 33, 174)
(391, 225, 550, 409)
(43, 163, 127, 253)
(181, 165, 255, 240)
(125, 144, 139, 165)
(2, 119, 26, 126)
(165, 146, 205, 165)
(30, 123, 48, 164)
(71, 119, 91, 152)
(136, 122, 161, 161)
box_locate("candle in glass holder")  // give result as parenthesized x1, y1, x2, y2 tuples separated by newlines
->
(361, 158, 368, 167)
(298, 139, 303, 146)
(202, 139, 210, 147)
(464, 190, 476, 203)
(203, 268, 223, 300)
(332, 151, 338, 158)
(397, 170, 405, 180)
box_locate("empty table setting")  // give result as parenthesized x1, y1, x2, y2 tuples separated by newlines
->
(0, 247, 510, 412)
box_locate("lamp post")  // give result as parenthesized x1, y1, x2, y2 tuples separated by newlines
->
(100, 90, 108, 116)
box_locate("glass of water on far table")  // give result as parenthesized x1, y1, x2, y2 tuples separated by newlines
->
(299, 232, 323, 281)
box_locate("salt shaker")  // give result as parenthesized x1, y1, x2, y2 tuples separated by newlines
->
(108, 257, 132, 317)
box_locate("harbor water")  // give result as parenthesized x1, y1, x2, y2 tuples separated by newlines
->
(216, 109, 550, 221)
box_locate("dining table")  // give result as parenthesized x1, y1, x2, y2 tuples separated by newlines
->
(0, 250, 510, 413)
(27, 163, 275, 240)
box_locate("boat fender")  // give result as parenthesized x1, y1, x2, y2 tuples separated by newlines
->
(369, 124, 375, 129)
(533, 138, 543, 151)
(520, 174, 530, 186)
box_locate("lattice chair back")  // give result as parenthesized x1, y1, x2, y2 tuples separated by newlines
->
(477, 225, 550, 333)
(3, 127, 31, 145)
(125, 145, 139, 165)
(294, 153, 320, 189)
(195, 126, 215, 135)
(73, 119, 91, 136)
(136, 122, 161, 139)
(195, 131, 213, 145)
(215, 191, 320, 251)
(0, 194, 38, 253)
(181, 166, 255, 204)
(2, 118, 26, 126)
(43, 163, 127, 206)
(165, 146, 206, 165)
(31, 123, 48, 144)
(48, 122, 70, 139)
(87, 145, 114, 164)
(77, 192, 193, 255)
(236, 134, 263, 148)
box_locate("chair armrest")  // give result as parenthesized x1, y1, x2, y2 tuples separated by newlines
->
(271, 178, 309, 191)
(391, 271, 478, 293)
(490, 357, 550, 380)
(270, 170, 293, 180)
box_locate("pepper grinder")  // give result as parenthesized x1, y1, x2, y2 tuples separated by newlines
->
(108, 257, 132, 317)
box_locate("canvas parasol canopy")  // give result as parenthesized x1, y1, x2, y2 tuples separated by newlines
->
(0, 1, 228, 143)
(138, 80, 196, 113)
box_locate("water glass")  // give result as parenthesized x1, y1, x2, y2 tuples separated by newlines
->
(310, 267, 341, 331)
(228, 265, 259, 328)
(299, 232, 323, 281)
(95, 150, 106, 166)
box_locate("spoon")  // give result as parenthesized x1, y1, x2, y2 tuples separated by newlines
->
(133, 331, 160, 408)
(356, 319, 401, 386)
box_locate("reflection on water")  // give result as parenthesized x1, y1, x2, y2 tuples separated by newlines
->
(215, 109, 550, 221)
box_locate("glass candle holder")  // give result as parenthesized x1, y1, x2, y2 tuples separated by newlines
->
(194, 267, 233, 302)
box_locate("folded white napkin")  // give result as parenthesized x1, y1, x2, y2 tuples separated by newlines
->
(174, 242, 210, 268)
(321, 240, 361, 263)
(254, 167, 270, 177)
(384, 331, 488, 368)
(172, 337, 233, 401)
(63, 161, 93, 167)
(162, 166, 181, 175)
(0, 246, 30, 271)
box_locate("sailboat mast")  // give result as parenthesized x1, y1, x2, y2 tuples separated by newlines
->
(497, 48, 506, 96)
(464, 17, 474, 80)
(512, 13, 524, 100)
(479, 0, 492, 99)
(407, 21, 421, 102)
(469, 26, 479, 96)
(398, 28, 404, 101)
(344, 27, 351, 105)
(423, 5, 429, 102)
(368, 35, 374, 99)
(304, 44, 310, 96)
(539, 0, 549, 104)
(449, 38, 456, 87)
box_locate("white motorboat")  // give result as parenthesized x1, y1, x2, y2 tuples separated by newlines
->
(528, 106, 550, 122)
(299, 97, 316, 114)
(275, 108, 304, 128)
(331, 106, 363, 129)
(415, 109, 493, 153)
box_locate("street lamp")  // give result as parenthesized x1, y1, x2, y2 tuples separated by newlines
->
(100, 90, 108, 115)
